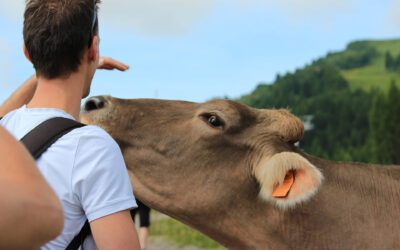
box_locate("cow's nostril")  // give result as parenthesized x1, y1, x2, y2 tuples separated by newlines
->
(84, 96, 107, 112)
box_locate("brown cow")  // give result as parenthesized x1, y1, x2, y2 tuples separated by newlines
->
(81, 96, 400, 250)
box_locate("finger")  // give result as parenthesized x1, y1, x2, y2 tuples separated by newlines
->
(99, 63, 129, 71)
(99, 57, 130, 71)
(110, 59, 130, 71)
(102, 66, 114, 70)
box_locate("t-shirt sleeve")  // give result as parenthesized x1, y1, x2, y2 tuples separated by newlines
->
(71, 127, 137, 222)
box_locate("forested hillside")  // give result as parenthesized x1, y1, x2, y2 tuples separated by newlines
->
(238, 39, 400, 164)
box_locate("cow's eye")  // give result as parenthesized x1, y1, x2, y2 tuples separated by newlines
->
(208, 115, 222, 127)
(200, 113, 224, 129)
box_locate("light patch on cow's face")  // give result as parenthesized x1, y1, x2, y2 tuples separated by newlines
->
(254, 152, 323, 210)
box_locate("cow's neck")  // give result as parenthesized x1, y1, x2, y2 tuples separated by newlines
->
(185, 157, 400, 250)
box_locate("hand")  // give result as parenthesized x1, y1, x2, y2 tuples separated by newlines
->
(98, 57, 130, 71)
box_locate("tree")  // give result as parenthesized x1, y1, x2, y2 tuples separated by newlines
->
(385, 51, 394, 71)
(395, 54, 400, 72)
(386, 81, 400, 163)
(369, 81, 400, 164)
(239, 64, 373, 162)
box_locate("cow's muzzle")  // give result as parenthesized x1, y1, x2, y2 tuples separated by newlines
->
(83, 96, 108, 113)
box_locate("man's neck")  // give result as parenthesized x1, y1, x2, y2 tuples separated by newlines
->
(27, 72, 87, 120)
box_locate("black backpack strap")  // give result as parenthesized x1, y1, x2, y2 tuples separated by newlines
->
(19, 117, 92, 249)
(20, 117, 85, 160)
(66, 220, 91, 250)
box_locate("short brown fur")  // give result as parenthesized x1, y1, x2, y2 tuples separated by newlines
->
(81, 97, 400, 250)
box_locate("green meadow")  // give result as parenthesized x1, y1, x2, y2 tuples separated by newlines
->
(149, 211, 225, 249)
(340, 39, 400, 92)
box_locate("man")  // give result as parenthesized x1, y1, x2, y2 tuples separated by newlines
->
(0, 126, 64, 249)
(0, 0, 141, 249)
(130, 200, 151, 250)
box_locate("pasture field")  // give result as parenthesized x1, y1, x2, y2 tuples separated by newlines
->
(341, 39, 400, 92)
(149, 211, 225, 250)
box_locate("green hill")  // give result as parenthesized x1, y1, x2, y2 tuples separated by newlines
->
(317, 39, 400, 91)
(237, 39, 400, 164)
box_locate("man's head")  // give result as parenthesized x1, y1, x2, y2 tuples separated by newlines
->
(23, 0, 101, 85)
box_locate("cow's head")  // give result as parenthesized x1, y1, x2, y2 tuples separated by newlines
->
(81, 96, 323, 216)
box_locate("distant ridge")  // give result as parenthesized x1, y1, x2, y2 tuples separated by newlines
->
(236, 38, 400, 163)
(315, 39, 400, 92)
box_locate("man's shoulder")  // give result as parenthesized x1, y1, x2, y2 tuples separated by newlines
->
(0, 107, 22, 124)
(71, 125, 113, 140)
(69, 125, 120, 152)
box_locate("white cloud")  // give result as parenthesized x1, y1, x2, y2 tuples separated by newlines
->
(387, 0, 400, 30)
(0, 0, 217, 35)
(234, 0, 353, 32)
(0, 0, 24, 21)
(100, 0, 216, 35)
(0, 0, 357, 35)
(265, 0, 350, 16)
(100, 0, 356, 36)
(101, 0, 352, 35)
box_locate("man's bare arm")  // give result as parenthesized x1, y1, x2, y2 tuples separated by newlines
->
(0, 75, 37, 117)
(91, 210, 141, 250)
(0, 57, 130, 117)
(0, 126, 64, 249)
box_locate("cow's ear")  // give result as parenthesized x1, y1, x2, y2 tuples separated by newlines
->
(254, 152, 323, 210)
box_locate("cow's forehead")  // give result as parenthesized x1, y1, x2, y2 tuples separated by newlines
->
(201, 99, 257, 115)
(116, 98, 258, 119)
(110, 98, 260, 132)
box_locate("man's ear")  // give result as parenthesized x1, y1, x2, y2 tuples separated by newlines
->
(88, 36, 99, 62)
(23, 43, 32, 63)
(254, 152, 323, 210)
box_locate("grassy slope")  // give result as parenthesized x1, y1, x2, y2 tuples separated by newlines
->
(150, 211, 225, 249)
(341, 39, 400, 92)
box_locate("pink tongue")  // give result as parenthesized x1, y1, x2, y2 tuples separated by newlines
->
(272, 171, 294, 198)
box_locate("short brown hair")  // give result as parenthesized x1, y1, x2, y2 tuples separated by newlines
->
(23, 0, 101, 79)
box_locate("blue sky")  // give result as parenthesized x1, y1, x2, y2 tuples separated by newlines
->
(0, 0, 399, 103)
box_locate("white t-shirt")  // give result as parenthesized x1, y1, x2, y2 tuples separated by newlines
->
(0, 106, 137, 249)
